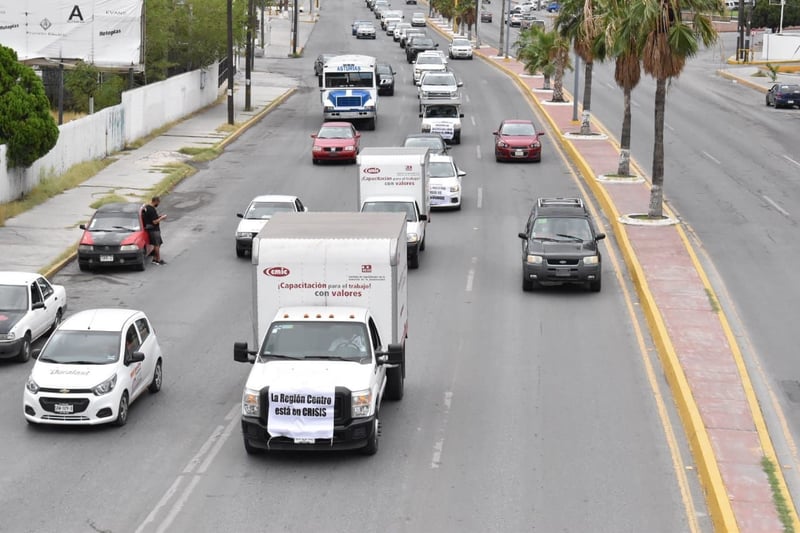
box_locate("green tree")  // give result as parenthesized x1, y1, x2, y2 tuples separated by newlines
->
(0, 45, 59, 168)
(637, 0, 719, 217)
(516, 26, 568, 93)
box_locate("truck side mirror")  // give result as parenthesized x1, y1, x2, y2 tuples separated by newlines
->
(518, 232, 528, 240)
(79, 224, 87, 230)
(237, 213, 244, 218)
(234, 342, 254, 363)
(378, 343, 403, 365)
(419, 113, 423, 117)
(419, 214, 428, 221)
(459, 113, 464, 118)
(596, 233, 606, 241)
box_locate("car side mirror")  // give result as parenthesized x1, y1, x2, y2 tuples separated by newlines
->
(32, 301, 45, 310)
(457, 170, 467, 177)
(459, 113, 464, 118)
(518, 232, 528, 240)
(434, 43, 439, 47)
(356, 132, 362, 138)
(419, 112, 423, 117)
(538, 131, 546, 136)
(237, 213, 244, 218)
(596, 233, 606, 241)
(32, 348, 41, 359)
(127, 351, 145, 365)
(310, 134, 317, 138)
(419, 214, 428, 221)
(79, 224, 87, 230)
(234, 341, 256, 363)
(457, 81, 463, 87)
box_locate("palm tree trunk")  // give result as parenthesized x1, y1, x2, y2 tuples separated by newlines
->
(617, 85, 632, 176)
(552, 50, 566, 102)
(648, 77, 666, 218)
(580, 60, 593, 135)
(543, 74, 551, 90)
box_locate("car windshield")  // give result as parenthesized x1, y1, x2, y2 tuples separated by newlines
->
(88, 211, 140, 232)
(416, 55, 441, 65)
(452, 39, 470, 47)
(377, 65, 392, 75)
(428, 161, 456, 178)
(361, 201, 417, 222)
(413, 38, 435, 47)
(38, 330, 120, 364)
(246, 201, 295, 219)
(778, 85, 800, 92)
(413, 12, 424, 17)
(531, 217, 592, 241)
(424, 105, 459, 118)
(0, 285, 28, 311)
(318, 126, 353, 139)
(423, 74, 454, 86)
(405, 137, 445, 152)
(260, 321, 369, 361)
(501, 122, 536, 136)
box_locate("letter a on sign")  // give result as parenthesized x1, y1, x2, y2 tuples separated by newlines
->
(69, 5, 84, 22)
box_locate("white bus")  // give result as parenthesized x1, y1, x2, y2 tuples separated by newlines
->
(321, 55, 378, 130)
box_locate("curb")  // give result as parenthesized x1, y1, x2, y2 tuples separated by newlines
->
(717, 69, 771, 93)
(40, 87, 297, 280)
(464, 41, 750, 533)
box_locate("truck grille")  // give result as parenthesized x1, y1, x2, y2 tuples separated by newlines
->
(336, 96, 363, 107)
(545, 258, 580, 266)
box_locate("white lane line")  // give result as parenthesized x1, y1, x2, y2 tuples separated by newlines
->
(665, 123, 674, 131)
(763, 195, 790, 216)
(466, 269, 475, 292)
(476, 144, 482, 160)
(784, 155, 800, 169)
(605, 82, 615, 90)
(471, 116, 476, 126)
(465, 94, 471, 103)
(136, 404, 241, 533)
(431, 391, 454, 468)
(477, 187, 483, 209)
(702, 151, 721, 165)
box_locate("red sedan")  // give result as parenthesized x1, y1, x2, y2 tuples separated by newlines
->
(493, 119, 545, 162)
(311, 122, 361, 164)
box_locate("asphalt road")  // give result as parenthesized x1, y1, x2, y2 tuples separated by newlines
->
(0, 1, 711, 531)
(558, 30, 800, 493)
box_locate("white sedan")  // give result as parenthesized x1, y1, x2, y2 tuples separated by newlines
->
(448, 37, 474, 59)
(0, 272, 67, 362)
(428, 153, 466, 209)
(24, 308, 164, 426)
(411, 12, 426, 26)
(235, 195, 308, 257)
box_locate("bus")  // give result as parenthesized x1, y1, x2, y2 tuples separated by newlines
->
(320, 55, 378, 130)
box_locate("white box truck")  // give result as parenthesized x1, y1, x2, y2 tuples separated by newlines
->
(233, 212, 408, 455)
(357, 147, 430, 269)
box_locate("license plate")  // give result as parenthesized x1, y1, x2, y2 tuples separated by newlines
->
(431, 196, 445, 200)
(788, 100, 795, 104)
(54, 403, 73, 414)
(100, 255, 114, 262)
(514, 150, 525, 157)
(555, 270, 571, 277)
(294, 438, 315, 444)
(330, 147, 338, 152)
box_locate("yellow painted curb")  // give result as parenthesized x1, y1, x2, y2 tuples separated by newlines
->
(717, 69, 770, 93)
(473, 46, 744, 532)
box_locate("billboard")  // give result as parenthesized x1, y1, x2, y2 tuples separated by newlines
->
(0, 0, 144, 69)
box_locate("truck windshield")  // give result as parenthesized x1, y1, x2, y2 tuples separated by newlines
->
(361, 201, 417, 222)
(260, 321, 370, 362)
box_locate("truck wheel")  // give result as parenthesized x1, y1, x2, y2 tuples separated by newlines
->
(365, 117, 376, 131)
(385, 367, 404, 401)
(409, 252, 420, 269)
(244, 436, 263, 455)
(589, 276, 602, 292)
(420, 236, 426, 251)
(361, 418, 379, 455)
(522, 277, 539, 291)
(454, 132, 461, 144)
(236, 246, 246, 258)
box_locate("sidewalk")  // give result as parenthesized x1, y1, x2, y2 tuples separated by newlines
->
(0, 14, 313, 276)
(427, 16, 798, 533)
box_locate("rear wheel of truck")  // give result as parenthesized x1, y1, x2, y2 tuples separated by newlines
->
(361, 418, 379, 455)
(409, 252, 419, 269)
(365, 117, 376, 131)
(386, 367, 404, 401)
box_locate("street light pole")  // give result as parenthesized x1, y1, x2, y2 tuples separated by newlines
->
(572, 49, 580, 122)
(227, 0, 234, 125)
(245, 0, 254, 111)
(503, 0, 511, 58)
(292, 0, 299, 56)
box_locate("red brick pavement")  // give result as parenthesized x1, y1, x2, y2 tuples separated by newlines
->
(475, 43, 788, 533)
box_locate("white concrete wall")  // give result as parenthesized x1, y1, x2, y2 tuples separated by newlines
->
(761, 33, 800, 61)
(0, 62, 219, 204)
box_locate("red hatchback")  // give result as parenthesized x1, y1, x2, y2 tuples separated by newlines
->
(311, 122, 361, 164)
(493, 119, 545, 162)
(77, 202, 150, 271)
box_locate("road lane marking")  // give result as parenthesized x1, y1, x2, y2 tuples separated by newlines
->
(465, 94, 471, 103)
(136, 403, 241, 533)
(471, 116, 476, 126)
(665, 123, 674, 131)
(431, 391, 454, 468)
(476, 144, 482, 159)
(465, 257, 476, 292)
(784, 155, 800, 169)
(476, 187, 483, 209)
(763, 195, 790, 216)
(702, 151, 721, 165)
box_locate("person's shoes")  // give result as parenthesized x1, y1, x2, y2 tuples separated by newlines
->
(157, 259, 167, 265)
(152, 259, 163, 265)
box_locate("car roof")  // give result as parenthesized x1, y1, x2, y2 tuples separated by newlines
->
(249, 195, 300, 203)
(59, 308, 143, 332)
(428, 153, 455, 163)
(95, 202, 143, 214)
(501, 119, 535, 125)
(531, 198, 589, 218)
(0, 271, 46, 285)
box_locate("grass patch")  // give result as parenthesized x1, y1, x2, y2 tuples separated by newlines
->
(89, 193, 129, 209)
(628, 213, 670, 221)
(217, 123, 239, 134)
(40, 243, 80, 277)
(704, 288, 721, 313)
(753, 70, 767, 77)
(761, 456, 795, 532)
(0, 159, 115, 227)
(179, 146, 223, 162)
(148, 163, 197, 198)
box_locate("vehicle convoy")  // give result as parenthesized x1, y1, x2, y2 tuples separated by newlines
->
(0, 272, 66, 362)
(517, 197, 605, 292)
(321, 54, 378, 130)
(420, 96, 464, 144)
(357, 147, 430, 269)
(233, 212, 408, 455)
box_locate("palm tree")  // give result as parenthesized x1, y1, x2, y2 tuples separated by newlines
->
(637, 0, 719, 217)
(515, 26, 561, 91)
(454, 0, 477, 36)
(550, 33, 572, 103)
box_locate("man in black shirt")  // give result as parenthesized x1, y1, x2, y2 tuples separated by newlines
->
(143, 196, 167, 265)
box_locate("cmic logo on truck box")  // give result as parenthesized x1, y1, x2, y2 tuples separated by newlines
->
(263, 266, 290, 277)
(362, 264, 372, 273)
(363, 167, 381, 174)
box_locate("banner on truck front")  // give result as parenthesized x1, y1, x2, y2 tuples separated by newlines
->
(267, 385, 335, 442)
(0, 0, 144, 68)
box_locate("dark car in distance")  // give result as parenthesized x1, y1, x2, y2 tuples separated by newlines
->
(766, 83, 800, 108)
(480, 10, 493, 22)
(517, 198, 605, 292)
(77, 203, 150, 272)
(377, 62, 396, 96)
(406, 36, 438, 63)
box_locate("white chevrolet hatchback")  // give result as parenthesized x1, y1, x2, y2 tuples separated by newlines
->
(23, 309, 163, 426)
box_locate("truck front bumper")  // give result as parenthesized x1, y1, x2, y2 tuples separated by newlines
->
(241, 415, 376, 451)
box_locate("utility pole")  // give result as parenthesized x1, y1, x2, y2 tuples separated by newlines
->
(245, 0, 254, 111)
(499, 0, 506, 55)
(453, 0, 459, 33)
(227, 0, 234, 125)
(292, 0, 299, 56)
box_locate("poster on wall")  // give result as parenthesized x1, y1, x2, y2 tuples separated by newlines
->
(0, 0, 144, 69)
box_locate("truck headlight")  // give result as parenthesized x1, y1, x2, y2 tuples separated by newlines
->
(242, 388, 260, 417)
(408, 232, 419, 243)
(351, 389, 373, 418)
(365, 105, 375, 111)
(92, 373, 117, 396)
(78, 245, 93, 252)
(120, 244, 139, 252)
(583, 255, 599, 265)
(26, 376, 39, 394)
(236, 232, 253, 239)
(324, 105, 334, 112)
(421, 125, 431, 132)
(526, 254, 543, 264)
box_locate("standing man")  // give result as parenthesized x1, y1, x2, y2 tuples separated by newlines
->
(143, 196, 167, 265)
